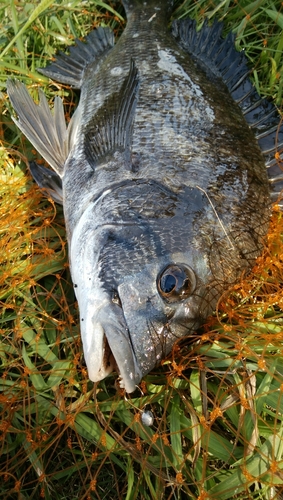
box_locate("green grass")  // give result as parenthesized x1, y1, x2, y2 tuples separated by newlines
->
(1, 1, 283, 499)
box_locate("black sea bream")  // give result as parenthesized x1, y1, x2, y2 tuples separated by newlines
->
(7, 0, 283, 392)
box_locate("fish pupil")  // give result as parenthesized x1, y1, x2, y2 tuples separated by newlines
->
(161, 274, 176, 293)
(157, 264, 197, 303)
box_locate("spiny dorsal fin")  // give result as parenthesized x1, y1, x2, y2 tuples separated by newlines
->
(172, 19, 251, 94)
(38, 27, 114, 88)
(172, 18, 283, 192)
(83, 60, 140, 168)
(7, 79, 78, 177)
(29, 162, 63, 204)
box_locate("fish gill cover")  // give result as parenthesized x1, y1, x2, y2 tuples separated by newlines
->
(0, 1, 283, 499)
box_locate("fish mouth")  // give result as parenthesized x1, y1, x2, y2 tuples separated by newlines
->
(101, 334, 116, 374)
(81, 300, 142, 393)
(103, 320, 142, 393)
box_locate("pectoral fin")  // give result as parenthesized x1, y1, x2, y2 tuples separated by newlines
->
(84, 60, 140, 168)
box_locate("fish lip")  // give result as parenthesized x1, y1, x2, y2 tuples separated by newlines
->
(81, 298, 142, 393)
(103, 318, 142, 393)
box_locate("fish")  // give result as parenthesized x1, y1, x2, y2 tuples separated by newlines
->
(7, 0, 283, 393)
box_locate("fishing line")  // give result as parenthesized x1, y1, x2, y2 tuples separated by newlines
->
(196, 185, 235, 250)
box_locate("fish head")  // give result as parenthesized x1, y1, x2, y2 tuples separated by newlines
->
(117, 255, 213, 386)
(70, 183, 226, 393)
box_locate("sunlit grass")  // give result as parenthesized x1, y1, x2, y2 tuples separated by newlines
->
(1, 1, 283, 499)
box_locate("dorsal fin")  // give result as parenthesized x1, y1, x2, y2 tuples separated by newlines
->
(172, 19, 283, 199)
(38, 27, 114, 88)
(83, 60, 140, 169)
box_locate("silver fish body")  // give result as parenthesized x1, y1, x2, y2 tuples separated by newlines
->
(7, 0, 282, 392)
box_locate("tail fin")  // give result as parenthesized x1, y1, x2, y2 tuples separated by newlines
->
(7, 79, 73, 177)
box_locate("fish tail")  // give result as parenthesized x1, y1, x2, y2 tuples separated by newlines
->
(122, 0, 174, 17)
(7, 79, 71, 176)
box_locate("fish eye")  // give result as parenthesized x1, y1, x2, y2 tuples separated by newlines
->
(157, 264, 196, 303)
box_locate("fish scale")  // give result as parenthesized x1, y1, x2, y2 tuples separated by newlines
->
(7, 0, 282, 392)
(97, 184, 198, 287)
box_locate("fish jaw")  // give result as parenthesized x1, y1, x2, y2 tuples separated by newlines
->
(78, 292, 142, 393)
(80, 299, 114, 382)
(70, 215, 143, 393)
